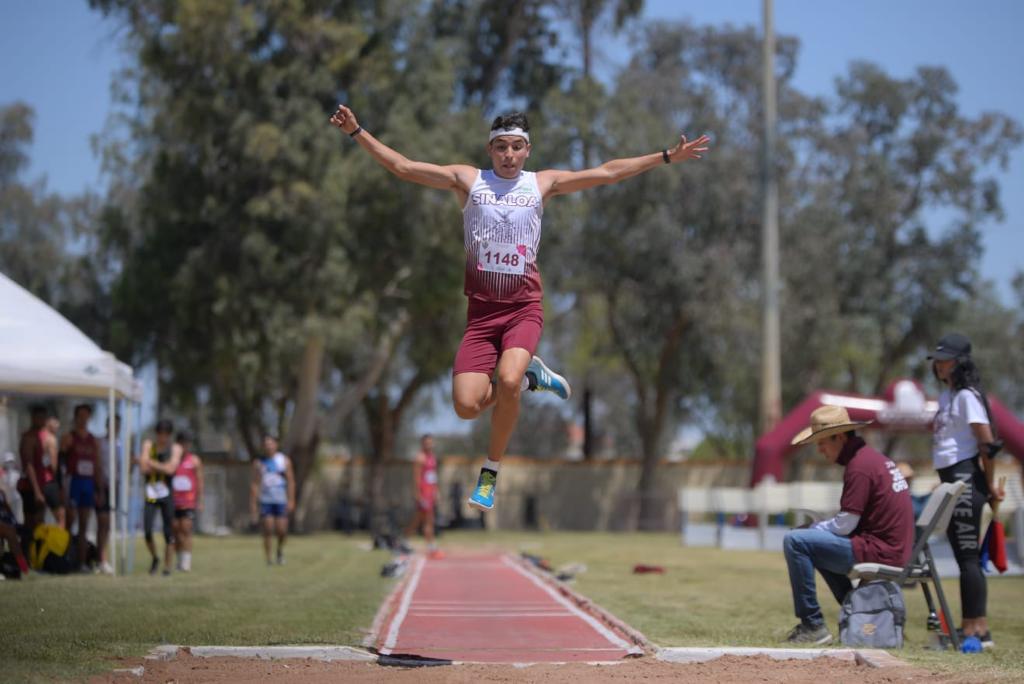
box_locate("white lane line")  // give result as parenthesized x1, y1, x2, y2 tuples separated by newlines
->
(409, 613, 575, 618)
(410, 606, 569, 610)
(501, 556, 634, 651)
(381, 556, 426, 654)
(416, 600, 556, 604)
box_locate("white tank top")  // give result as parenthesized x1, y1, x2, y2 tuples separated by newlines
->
(259, 453, 289, 505)
(462, 170, 544, 302)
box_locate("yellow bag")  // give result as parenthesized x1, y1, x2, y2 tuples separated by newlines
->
(30, 523, 70, 571)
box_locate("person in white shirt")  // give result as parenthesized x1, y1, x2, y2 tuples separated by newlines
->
(929, 333, 1005, 649)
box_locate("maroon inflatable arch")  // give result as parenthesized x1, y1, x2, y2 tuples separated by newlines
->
(751, 379, 1024, 486)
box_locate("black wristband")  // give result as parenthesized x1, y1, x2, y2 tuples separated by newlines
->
(662, 149, 671, 164)
(349, 126, 363, 138)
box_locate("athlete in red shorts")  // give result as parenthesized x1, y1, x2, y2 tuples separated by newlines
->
(330, 107, 709, 510)
(172, 431, 203, 572)
(404, 434, 442, 559)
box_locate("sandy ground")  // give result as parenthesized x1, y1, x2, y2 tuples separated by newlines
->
(96, 652, 976, 684)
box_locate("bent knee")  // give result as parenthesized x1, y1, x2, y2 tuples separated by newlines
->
(783, 530, 801, 555)
(453, 399, 482, 420)
(495, 373, 522, 398)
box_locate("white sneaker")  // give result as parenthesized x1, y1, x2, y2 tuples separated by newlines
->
(99, 562, 114, 575)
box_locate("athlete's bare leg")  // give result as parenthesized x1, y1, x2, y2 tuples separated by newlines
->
(261, 516, 274, 563)
(96, 510, 110, 567)
(423, 508, 436, 546)
(274, 517, 287, 563)
(486, 348, 532, 463)
(452, 372, 496, 420)
(405, 509, 423, 539)
(76, 506, 92, 569)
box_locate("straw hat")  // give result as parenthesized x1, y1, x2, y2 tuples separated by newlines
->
(791, 405, 872, 446)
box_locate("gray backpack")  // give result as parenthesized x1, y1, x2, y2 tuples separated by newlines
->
(839, 581, 905, 648)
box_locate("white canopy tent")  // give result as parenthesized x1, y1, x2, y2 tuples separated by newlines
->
(0, 271, 143, 575)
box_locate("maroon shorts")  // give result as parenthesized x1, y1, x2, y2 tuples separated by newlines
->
(453, 298, 544, 375)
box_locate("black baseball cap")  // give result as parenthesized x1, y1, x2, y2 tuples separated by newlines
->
(927, 333, 972, 361)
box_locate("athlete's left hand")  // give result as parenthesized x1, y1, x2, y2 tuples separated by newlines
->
(287, 500, 296, 514)
(668, 133, 711, 162)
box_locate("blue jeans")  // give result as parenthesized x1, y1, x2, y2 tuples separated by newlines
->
(783, 528, 856, 627)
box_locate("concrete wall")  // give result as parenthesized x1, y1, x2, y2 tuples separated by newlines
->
(286, 456, 841, 533)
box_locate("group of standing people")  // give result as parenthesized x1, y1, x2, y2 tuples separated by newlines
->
(137, 420, 204, 575)
(782, 333, 1006, 649)
(13, 404, 118, 574)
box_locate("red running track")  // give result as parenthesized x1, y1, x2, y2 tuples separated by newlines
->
(373, 553, 640, 663)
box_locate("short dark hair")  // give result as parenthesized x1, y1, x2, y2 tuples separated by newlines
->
(30, 404, 47, 418)
(263, 434, 279, 443)
(74, 403, 93, 418)
(176, 430, 193, 444)
(155, 419, 174, 435)
(490, 112, 529, 133)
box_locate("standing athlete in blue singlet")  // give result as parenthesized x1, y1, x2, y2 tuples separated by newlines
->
(330, 105, 709, 512)
(250, 435, 295, 566)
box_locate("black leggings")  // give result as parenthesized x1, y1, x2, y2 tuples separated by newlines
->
(144, 497, 175, 545)
(938, 456, 989, 620)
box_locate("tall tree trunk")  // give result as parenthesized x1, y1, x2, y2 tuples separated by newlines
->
(364, 369, 429, 536)
(286, 312, 411, 527)
(635, 413, 663, 530)
(632, 314, 688, 531)
(285, 329, 325, 530)
(365, 393, 396, 538)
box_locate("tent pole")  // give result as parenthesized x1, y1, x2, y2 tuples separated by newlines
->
(108, 386, 117, 576)
(123, 400, 133, 571)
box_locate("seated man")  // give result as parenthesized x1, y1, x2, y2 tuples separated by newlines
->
(783, 405, 914, 644)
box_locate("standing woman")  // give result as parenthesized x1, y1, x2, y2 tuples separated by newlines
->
(929, 333, 1005, 648)
(172, 431, 203, 572)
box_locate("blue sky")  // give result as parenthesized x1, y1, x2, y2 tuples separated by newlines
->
(1, 0, 1021, 303)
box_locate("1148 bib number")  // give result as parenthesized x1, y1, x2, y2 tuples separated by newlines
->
(478, 241, 526, 275)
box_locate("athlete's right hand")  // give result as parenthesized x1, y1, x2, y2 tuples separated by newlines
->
(330, 104, 360, 135)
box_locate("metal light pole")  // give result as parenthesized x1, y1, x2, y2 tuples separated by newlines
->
(760, 0, 782, 432)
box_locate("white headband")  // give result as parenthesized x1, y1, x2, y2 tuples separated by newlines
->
(488, 127, 530, 143)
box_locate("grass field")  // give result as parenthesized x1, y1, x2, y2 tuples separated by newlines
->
(1, 530, 1022, 682)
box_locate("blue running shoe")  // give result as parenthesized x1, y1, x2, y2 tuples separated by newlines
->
(468, 469, 497, 511)
(525, 355, 572, 400)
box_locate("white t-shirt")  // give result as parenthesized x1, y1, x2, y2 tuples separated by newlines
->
(932, 388, 989, 469)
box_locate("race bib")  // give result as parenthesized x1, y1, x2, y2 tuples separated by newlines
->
(477, 240, 526, 275)
(172, 475, 193, 492)
(76, 460, 94, 477)
(146, 482, 170, 500)
(424, 471, 438, 485)
(42, 454, 52, 468)
(263, 472, 285, 489)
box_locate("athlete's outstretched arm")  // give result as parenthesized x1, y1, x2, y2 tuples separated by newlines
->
(329, 105, 476, 194)
(538, 133, 710, 201)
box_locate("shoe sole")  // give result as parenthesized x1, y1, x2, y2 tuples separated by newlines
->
(467, 498, 493, 511)
(787, 634, 833, 646)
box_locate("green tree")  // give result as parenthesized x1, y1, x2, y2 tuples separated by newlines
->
(90, 0, 380, 500)
(556, 22, 811, 528)
(778, 63, 1022, 410)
